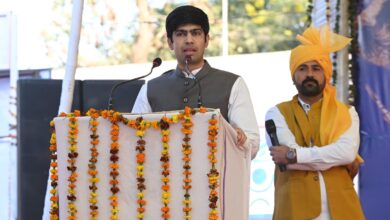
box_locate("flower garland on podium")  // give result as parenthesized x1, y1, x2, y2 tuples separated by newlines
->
(49, 106, 219, 220)
(86, 109, 100, 218)
(49, 120, 59, 220)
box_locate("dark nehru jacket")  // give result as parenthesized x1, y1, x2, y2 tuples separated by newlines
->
(147, 60, 239, 120)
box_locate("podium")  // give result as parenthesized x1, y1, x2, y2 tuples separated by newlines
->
(50, 108, 251, 219)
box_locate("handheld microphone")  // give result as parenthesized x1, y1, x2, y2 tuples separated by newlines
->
(107, 57, 162, 110)
(265, 119, 287, 172)
(184, 56, 202, 107)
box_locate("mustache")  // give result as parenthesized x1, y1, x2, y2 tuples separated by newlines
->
(302, 77, 319, 85)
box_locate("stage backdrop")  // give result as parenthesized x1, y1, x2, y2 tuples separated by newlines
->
(357, 0, 390, 219)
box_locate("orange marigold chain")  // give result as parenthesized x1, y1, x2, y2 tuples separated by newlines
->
(207, 115, 219, 220)
(102, 110, 121, 220)
(181, 106, 194, 219)
(135, 116, 147, 220)
(66, 110, 80, 220)
(87, 108, 100, 219)
(160, 116, 172, 219)
(49, 120, 59, 220)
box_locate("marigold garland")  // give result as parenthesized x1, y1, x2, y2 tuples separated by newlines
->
(159, 116, 172, 219)
(134, 116, 148, 220)
(49, 120, 59, 220)
(86, 108, 100, 219)
(49, 107, 220, 219)
(207, 115, 219, 220)
(65, 110, 80, 220)
(181, 106, 195, 219)
(101, 110, 121, 220)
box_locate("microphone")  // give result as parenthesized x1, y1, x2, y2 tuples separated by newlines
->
(184, 56, 202, 107)
(265, 119, 287, 172)
(107, 57, 162, 110)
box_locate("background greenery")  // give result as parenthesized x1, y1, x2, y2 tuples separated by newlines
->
(42, 0, 309, 68)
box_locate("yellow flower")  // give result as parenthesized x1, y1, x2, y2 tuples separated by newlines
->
(162, 192, 170, 199)
(69, 145, 77, 151)
(90, 177, 100, 183)
(136, 130, 145, 137)
(137, 192, 144, 198)
(183, 200, 192, 205)
(137, 213, 144, 219)
(172, 115, 179, 123)
(210, 209, 218, 214)
(137, 165, 143, 171)
(89, 198, 97, 203)
(161, 130, 170, 135)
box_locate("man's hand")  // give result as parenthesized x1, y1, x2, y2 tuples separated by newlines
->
(235, 127, 247, 146)
(269, 146, 289, 165)
(346, 158, 361, 179)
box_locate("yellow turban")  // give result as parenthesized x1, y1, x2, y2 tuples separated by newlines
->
(290, 26, 353, 146)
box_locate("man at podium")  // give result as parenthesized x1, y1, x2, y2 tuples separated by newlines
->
(132, 5, 260, 159)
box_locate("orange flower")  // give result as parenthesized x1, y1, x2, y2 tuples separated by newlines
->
(162, 185, 170, 191)
(88, 170, 98, 176)
(199, 106, 207, 113)
(162, 136, 169, 142)
(208, 142, 217, 147)
(183, 207, 192, 212)
(161, 206, 170, 212)
(110, 201, 118, 207)
(209, 119, 217, 125)
(184, 106, 191, 115)
(90, 140, 100, 145)
(110, 163, 119, 169)
(90, 209, 98, 216)
(137, 153, 145, 163)
(50, 196, 58, 202)
(137, 199, 146, 205)
(50, 174, 58, 181)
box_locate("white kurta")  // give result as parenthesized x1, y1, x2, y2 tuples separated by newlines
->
(132, 68, 260, 159)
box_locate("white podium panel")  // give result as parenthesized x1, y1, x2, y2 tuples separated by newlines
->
(53, 109, 251, 219)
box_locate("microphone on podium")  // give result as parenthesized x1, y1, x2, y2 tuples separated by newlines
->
(107, 57, 162, 110)
(184, 56, 203, 107)
(265, 119, 287, 172)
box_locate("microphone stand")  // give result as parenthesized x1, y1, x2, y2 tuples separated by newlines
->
(184, 58, 203, 108)
(107, 58, 161, 110)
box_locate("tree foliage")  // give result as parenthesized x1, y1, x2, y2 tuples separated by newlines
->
(42, 0, 308, 68)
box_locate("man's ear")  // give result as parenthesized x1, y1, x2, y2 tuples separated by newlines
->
(167, 37, 174, 50)
(205, 34, 210, 48)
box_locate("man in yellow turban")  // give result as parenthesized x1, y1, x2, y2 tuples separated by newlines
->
(265, 26, 365, 220)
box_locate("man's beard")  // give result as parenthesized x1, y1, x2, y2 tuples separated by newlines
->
(296, 77, 325, 97)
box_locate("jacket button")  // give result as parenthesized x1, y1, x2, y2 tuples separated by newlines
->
(184, 81, 189, 86)
(313, 176, 319, 181)
(183, 97, 188, 103)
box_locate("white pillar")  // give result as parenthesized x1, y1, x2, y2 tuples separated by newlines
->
(335, 0, 350, 103)
(221, 0, 228, 56)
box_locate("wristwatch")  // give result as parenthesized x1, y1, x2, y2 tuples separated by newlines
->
(286, 148, 297, 164)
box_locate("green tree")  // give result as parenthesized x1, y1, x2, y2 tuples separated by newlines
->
(42, 0, 308, 68)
